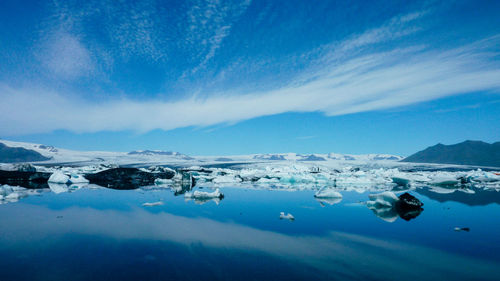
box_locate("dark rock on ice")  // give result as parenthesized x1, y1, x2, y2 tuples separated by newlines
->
(85, 168, 174, 190)
(395, 193, 424, 221)
(397, 192, 424, 209)
(0, 170, 51, 189)
(13, 163, 37, 172)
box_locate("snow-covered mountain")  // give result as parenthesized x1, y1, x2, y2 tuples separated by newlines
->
(252, 153, 403, 162)
(0, 139, 403, 166)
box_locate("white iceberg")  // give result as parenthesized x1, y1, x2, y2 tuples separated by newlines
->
(280, 212, 295, 221)
(142, 201, 164, 207)
(367, 191, 399, 208)
(392, 177, 410, 186)
(212, 175, 242, 184)
(185, 188, 224, 199)
(48, 171, 70, 184)
(366, 192, 400, 223)
(0, 185, 43, 204)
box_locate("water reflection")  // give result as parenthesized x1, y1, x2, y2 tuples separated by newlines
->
(1, 203, 499, 280)
(315, 197, 342, 206)
(1, 182, 500, 280)
(417, 186, 500, 206)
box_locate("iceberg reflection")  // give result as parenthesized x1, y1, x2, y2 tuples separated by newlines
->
(0, 203, 499, 280)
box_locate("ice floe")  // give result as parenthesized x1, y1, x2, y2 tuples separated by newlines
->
(142, 201, 164, 207)
(185, 188, 224, 199)
(366, 191, 424, 222)
(280, 212, 295, 221)
(0, 184, 47, 204)
(48, 171, 70, 184)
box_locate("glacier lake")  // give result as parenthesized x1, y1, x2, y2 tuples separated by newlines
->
(1, 180, 500, 281)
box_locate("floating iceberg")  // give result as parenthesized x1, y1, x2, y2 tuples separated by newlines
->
(0, 185, 46, 204)
(185, 188, 224, 199)
(280, 212, 295, 221)
(367, 192, 424, 222)
(212, 175, 242, 184)
(367, 191, 399, 208)
(48, 171, 70, 184)
(142, 201, 164, 207)
(392, 177, 410, 186)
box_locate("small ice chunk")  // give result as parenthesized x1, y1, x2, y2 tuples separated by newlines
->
(185, 188, 224, 199)
(431, 175, 459, 186)
(366, 191, 400, 223)
(48, 171, 70, 184)
(392, 177, 410, 186)
(280, 212, 295, 220)
(5, 192, 21, 200)
(142, 201, 164, 207)
(212, 175, 242, 184)
(314, 189, 342, 198)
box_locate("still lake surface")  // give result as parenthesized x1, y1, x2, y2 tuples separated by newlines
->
(1, 185, 500, 280)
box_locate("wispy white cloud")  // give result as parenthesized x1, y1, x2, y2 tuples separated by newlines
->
(184, 0, 252, 75)
(2, 6, 500, 136)
(38, 30, 94, 79)
(1, 33, 499, 135)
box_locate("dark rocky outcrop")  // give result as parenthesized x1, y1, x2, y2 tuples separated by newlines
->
(402, 140, 500, 167)
(0, 170, 51, 189)
(85, 168, 175, 190)
(0, 143, 51, 163)
(395, 192, 424, 221)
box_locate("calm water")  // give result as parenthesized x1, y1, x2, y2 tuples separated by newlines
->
(1, 186, 500, 280)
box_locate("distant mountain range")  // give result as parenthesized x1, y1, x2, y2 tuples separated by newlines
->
(0, 142, 51, 163)
(402, 140, 500, 167)
(0, 139, 403, 165)
(2, 139, 498, 167)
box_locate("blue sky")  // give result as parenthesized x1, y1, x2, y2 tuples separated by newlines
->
(0, 0, 499, 156)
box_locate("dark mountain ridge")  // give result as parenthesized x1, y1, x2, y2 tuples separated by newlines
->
(0, 143, 51, 163)
(402, 140, 500, 167)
